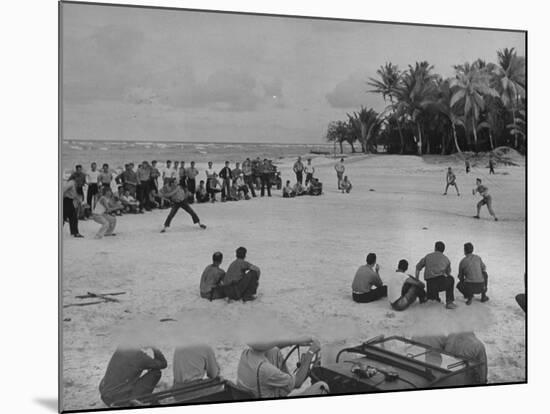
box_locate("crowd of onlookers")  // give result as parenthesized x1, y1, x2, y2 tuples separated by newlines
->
(62, 156, 337, 238)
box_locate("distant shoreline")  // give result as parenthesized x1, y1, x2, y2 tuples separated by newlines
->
(63, 139, 330, 147)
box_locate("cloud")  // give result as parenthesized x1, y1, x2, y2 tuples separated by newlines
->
(157, 68, 263, 111)
(325, 73, 369, 108)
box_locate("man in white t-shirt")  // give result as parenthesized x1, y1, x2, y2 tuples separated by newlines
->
(162, 160, 174, 186)
(86, 162, 100, 208)
(388, 259, 427, 311)
(304, 158, 315, 186)
(237, 337, 328, 398)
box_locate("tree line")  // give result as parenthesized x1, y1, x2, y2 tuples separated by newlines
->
(326, 48, 525, 155)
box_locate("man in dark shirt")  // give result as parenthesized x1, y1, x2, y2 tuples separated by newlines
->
(200, 252, 226, 300)
(416, 241, 457, 309)
(99, 347, 167, 406)
(159, 182, 207, 233)
(457, 242, 489, 305)
(117, 164, 138, 198)
(69, 165, 87, 198)
(242, 158, 256, 197)
(260, 159, 272, 197)
(136, 161, 152, 212)
(224, 247, 261, 301)
(219, 161, 233, 201)
(150, 160, 161, 193)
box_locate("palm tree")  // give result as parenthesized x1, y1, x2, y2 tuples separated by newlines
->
(355, 107, 381, 153)
(393, 62, 437, 155)
(450, 62, 499, 151)
(432, 78, 464, 154)
(496, 48, 526, 148)
(346, 113, 361, 152)
(368, 63, 406, 153)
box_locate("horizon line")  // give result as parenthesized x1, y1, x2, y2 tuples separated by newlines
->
(63, 138, 331, 146)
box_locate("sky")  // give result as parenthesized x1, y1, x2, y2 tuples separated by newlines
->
(62, 3, 526, 144)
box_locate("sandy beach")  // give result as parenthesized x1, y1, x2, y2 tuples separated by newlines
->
(61, 153, 525, 411)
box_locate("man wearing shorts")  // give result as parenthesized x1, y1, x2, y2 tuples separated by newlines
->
(443, 167, 460, 196)
(473, 178, 498, 221)
(98, 164, 113, 189)
(334, 158, 345, 189)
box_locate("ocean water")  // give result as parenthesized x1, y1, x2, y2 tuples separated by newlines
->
(62, 140, 334, 175)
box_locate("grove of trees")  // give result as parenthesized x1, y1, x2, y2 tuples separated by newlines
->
(325, 48, 526, 155)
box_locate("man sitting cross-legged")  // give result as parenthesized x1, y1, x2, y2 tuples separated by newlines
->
(200, 252, 226, 301)
(223, 247, 261, 302)
(387, 259, 427, 311)
(457, 242, 489, 305)
(351, 253, 388, 303)
(99, 346, 167, 407)
(236, 337, 329, 398)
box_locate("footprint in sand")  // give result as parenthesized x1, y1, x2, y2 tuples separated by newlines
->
(386, 312, 396, 318)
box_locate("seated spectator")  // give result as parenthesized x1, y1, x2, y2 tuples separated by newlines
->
(118, 188, 139, 214)
(99, 346, 167, 407)
(352, 253, 387, 303)
(387, 259, 427, 311)
(228, 181, 240, 201)
(173, 345, 220, 388)
(456, 242, 489, 305)
(308, 178, 323, 196)
(223, 247, 261, 302)
(200, 252, 226, 300)
(293, 182, 307, 196)
(282, 181, 296, 198)
(148, 189, 160, 209)
(340, 176, 352, 193)
(237, 337, 329, 398)
(235, 173, 250, 199)
(208, 173, 223, 203)
(195, 180, 210, 203)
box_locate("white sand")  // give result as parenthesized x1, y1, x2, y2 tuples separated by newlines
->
(61, 154, 525, 411)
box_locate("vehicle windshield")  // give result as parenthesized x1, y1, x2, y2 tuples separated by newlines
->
(371, 338, 466, 371)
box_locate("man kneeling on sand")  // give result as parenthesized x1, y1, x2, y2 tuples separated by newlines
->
(223, 247, 261, 302)
(99, 346, 167, 406)
(352, 253, 388, 303)
(237, 337, 329, 398)
(387, 259, 427, 311)
(200, 252, 226, 300)
(173, 345, 220, 388)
